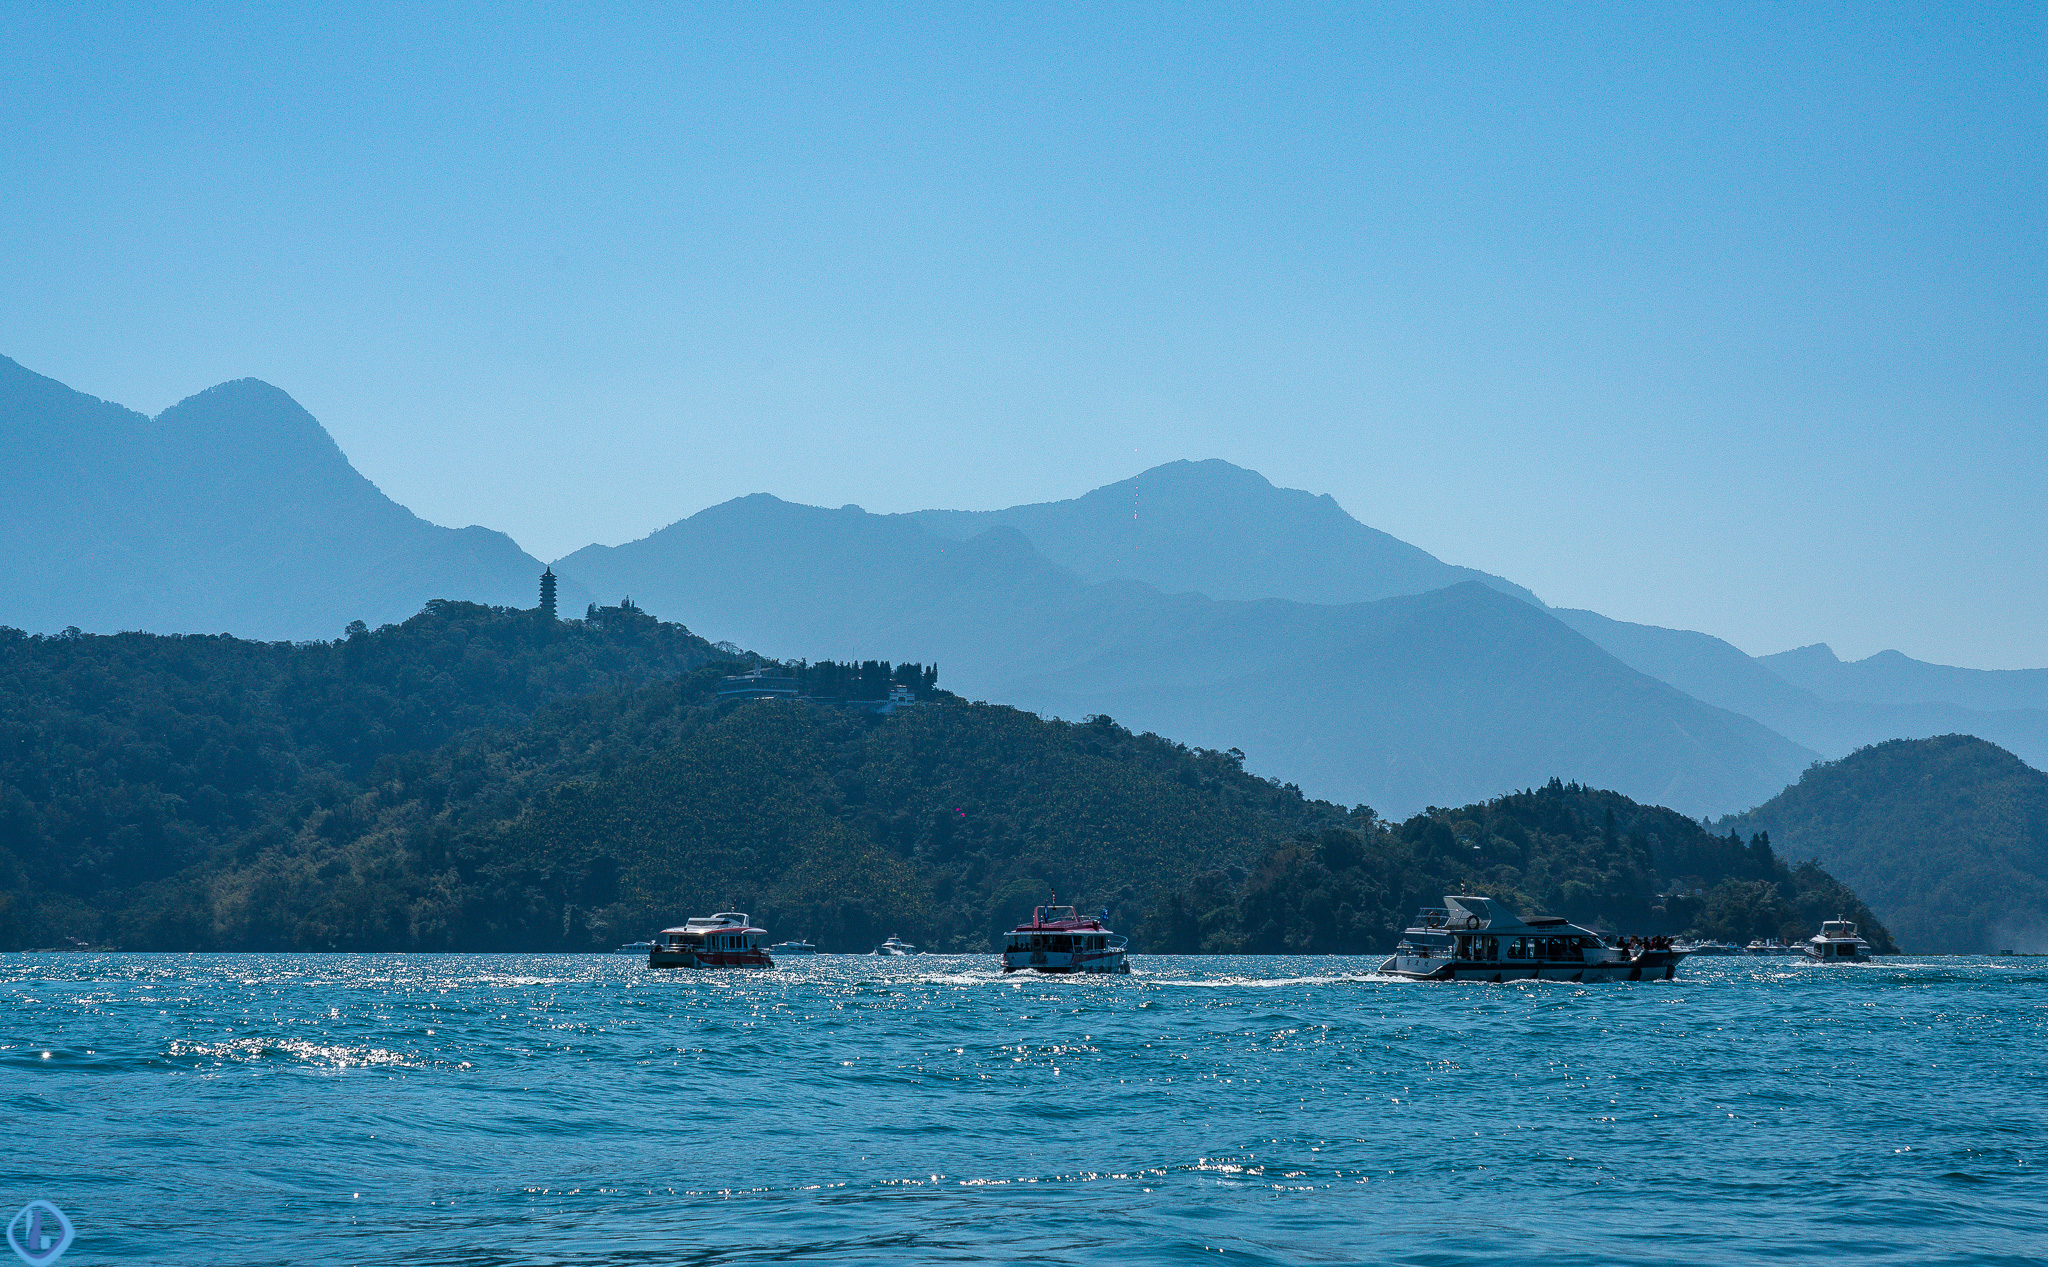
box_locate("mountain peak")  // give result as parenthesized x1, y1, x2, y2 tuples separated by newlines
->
(897, 462, 1539, 608)
(1764, 642, 1842, 669)
(0, 356, 565, 639)
(1129, 457, 1276, 488)
(156, 377, 350, 466)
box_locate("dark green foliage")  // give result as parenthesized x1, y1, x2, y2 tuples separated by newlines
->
(1149, 777, 1895, 954)
(0, 605, 1353, 951)
(0, 603, 720, 948)
(1721, 735, 2048, 952)
(446, 702, 1348, 953)
(792, 660, 936, 701)
(0, 605, 1886, 956)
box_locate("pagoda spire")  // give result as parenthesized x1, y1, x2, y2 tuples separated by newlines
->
(539, 567, 558, 620)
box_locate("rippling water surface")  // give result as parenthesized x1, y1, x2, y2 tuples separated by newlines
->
(4, 952, 2043, 1265)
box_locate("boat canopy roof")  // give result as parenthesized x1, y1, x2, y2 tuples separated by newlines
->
(661, 913, 764, 936)
(1445, 896, 1528, 931)
(1010, 904, 1108, 932)
(1409, 896, 1590, 937)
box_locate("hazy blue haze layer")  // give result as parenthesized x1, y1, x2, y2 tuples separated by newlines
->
(5, 953, 2040, 1265)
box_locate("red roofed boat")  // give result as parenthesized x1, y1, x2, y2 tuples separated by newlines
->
(1002, 904, 1130, 974)
(648, 913, 774, 969)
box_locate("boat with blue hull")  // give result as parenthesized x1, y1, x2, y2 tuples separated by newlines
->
(1379, 895, 1688, 982)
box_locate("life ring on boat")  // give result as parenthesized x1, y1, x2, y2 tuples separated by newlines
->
(1463, 915, 1480, 929)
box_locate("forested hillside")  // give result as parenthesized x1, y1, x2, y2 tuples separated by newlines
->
(0, 601, 718, 947)
(0, 604, 1883, 954)
(1146, 780, 1894, 955)
(1722, 736, 2048, 952)
(0, 604, 1347, 950)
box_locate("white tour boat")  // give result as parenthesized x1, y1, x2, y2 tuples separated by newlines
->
(648, 913, 774, 969)
(1001, 905, 1131, 974)
(873, 935, 920, 955)
(1746, 938, 1799, 955)
(616, 940, 656, 955)
(1379, 895, 1688, 982)
(769, 940, 818, 956)
(1803, 917, 1872, 963)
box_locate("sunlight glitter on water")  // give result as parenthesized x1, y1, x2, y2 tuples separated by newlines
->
(2, 951, 2043, 1265)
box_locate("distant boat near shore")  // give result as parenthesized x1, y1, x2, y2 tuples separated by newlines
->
(1676, 939, 1744, 956)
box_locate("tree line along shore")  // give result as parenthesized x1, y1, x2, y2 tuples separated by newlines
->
(0, 602, 1892, 953)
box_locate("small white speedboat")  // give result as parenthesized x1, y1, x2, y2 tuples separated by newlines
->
(873, 936, 919, 955)
(769, 940, 818, 956)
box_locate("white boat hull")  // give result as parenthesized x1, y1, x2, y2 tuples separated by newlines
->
(1002, 949, 1131, 974)
(1378, 952, 1686, 982)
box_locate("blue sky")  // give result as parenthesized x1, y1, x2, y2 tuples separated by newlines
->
(3, 3, 2042, 666)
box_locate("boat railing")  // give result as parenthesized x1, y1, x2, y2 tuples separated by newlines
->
(1416, 908, 1452, 929)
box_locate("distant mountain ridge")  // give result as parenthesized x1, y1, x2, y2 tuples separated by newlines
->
(898, 459, 1541, 607)
(893, 456, 2048, 773)
(556, 492, 1812, 816)
(11, 348, 2042, 819)
(1549, 610, 2048, 773)
(0, 355, 584, 640)
(1761, 643, 2048, 714)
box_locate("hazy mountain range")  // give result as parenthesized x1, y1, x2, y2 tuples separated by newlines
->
(5, 354, 2042, 820)
(0, 355, 586, 639)
(557, 494, 1809, 816)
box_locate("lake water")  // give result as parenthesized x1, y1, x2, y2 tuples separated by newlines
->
(4, 952, 2042, 1266)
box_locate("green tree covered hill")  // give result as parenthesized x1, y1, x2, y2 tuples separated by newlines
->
(1146, 779, 1893, 954)
(0, 604, 1886, 954)
(1721, 735, 2048, 952)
